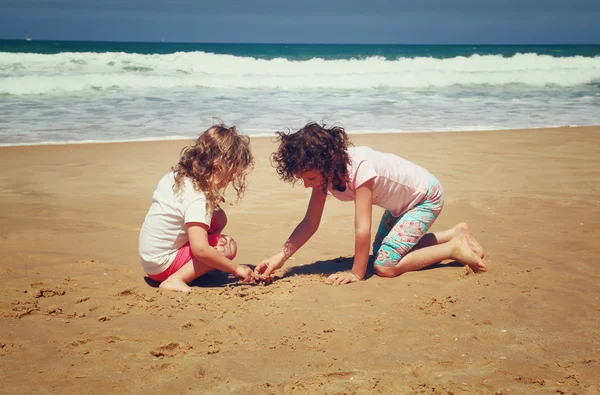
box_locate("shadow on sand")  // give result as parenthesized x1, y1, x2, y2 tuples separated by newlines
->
(143, 257, 466, 289)
(285, 256, 465, 280)
(144, 268, 254, 289)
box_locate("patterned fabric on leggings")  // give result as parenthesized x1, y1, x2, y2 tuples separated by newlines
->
(373, 174, 444, 267)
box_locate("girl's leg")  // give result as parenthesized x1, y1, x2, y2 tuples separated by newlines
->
(373, 175, 486, 278)
(159, 258, 217, 293)
(159, 235, 237, 293)
(373, 213, 472, 254)
(209, 208, 227, 234)
(375, 231, 486, 278)
(413, 222, 485, 259)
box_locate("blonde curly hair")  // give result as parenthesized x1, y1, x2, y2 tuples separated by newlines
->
(172, 123, 254, 214)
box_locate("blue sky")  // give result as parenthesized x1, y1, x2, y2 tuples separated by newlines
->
(1, 0, 599, 44)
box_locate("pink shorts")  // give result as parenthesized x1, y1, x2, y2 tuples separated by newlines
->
(148, 219, 220, 283)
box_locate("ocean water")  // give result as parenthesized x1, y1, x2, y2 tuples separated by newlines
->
(1, 40, 599, 146)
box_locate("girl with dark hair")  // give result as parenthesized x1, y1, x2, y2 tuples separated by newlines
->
(255, 122, 486, 285)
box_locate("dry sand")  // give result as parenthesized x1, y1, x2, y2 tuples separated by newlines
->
(1, 127, 599, 394)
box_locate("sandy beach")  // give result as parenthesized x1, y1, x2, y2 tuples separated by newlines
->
(1, 126, 599, 394)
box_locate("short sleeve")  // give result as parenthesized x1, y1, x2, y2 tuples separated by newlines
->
(184, 198, 211, 226)
(353, 160, 377, 189)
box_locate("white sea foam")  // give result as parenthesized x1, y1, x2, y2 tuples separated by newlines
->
(1, 52, 599, 95)
(1, 51, 599, 145)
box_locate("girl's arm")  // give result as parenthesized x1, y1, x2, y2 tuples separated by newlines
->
(187, 223, 253, 280)
(327, 178, 374, 285)
(281, 187, 327, 259)
(255, 187, 327, 278)
(351, 178, 375, 280)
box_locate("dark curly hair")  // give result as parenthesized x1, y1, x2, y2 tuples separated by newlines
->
(271, 122, 351, 193)
(172, 123, 254, 214)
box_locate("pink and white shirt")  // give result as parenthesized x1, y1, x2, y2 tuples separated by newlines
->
(330, 146, 431, 217)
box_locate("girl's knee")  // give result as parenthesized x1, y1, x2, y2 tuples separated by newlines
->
(373, 264, 398, 278)
(218, 235, 237, 259)
(226, 237, 237, 259)
(373, 246, 404, 277)
(374, 247, 401, 268)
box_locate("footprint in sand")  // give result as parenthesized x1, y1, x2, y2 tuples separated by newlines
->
(150, 342, 192, 358)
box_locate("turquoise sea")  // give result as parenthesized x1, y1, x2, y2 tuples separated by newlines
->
(1, 40, 599, 146)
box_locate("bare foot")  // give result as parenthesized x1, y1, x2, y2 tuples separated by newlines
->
(159, 277, 192, 293)
(455, 222, 485, 259)
(452, 234, 488, 273)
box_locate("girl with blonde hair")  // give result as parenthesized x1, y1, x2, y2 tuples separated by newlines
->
(139, 123, 255, 292)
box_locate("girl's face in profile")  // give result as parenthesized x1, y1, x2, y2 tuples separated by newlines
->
(298, 169, 323, 189)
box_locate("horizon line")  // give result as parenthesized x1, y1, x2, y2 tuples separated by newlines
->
(2, 38, 600, 46)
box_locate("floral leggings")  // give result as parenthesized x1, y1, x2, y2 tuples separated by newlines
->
(372, 174, 444, 267)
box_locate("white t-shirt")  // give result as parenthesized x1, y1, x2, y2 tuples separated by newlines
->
(139, 171, 212, 275)
(330, 146, 430, 217)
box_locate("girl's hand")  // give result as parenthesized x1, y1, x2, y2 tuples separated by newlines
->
(254, 252, 285, 279)
(234, 265, 255, 283)
(326, 271, 362, 286)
